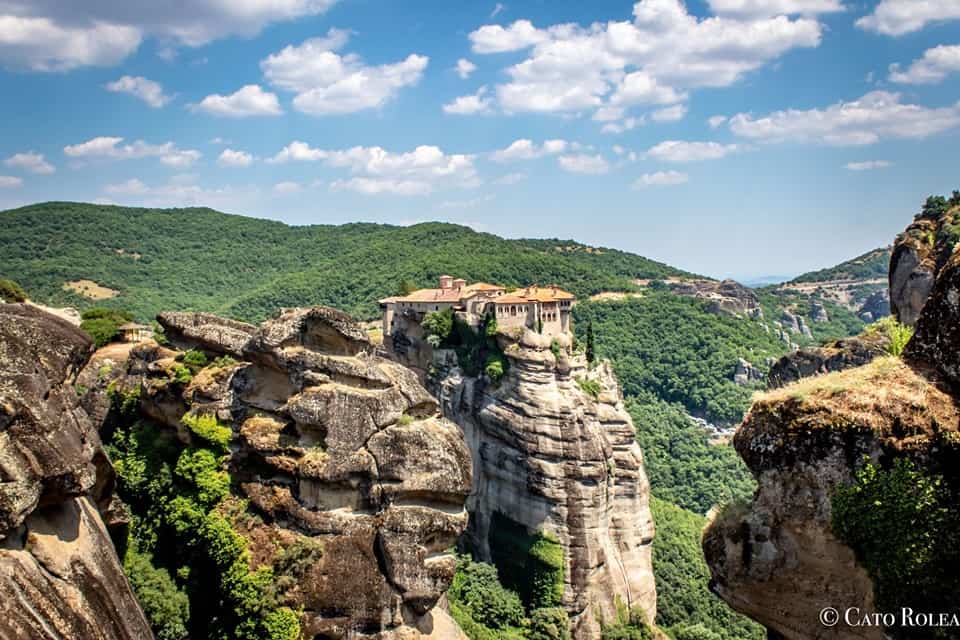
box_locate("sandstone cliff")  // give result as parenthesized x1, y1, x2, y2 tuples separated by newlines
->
(0, 304, 152, 639)
(431, 328, 656, 640)
(704, 214, 960, 640)
(112, 307, 474, 639)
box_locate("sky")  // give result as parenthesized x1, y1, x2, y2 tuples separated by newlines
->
(1, 1, 959, 279)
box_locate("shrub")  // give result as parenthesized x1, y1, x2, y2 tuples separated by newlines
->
(449, 556, 525, 630)
(170, 364, 193, 385)
(81, 307, 133, 348)
(124, 547, 190, 640)
(550, 339, 562, 360)
(181, 413, 232, 453)
(0, 278, 27, 302)
(181, 350, 208, 370)
(485, 355, 505, 382)
(600, 602, 653, 640)
(864, 316, 914, 357)
(423, 308, 454, 343)
(527, 608, 571, 640)
(674, 624, 723, 640)
(575, 377, 601, 399)
(212, 354, 238, 368)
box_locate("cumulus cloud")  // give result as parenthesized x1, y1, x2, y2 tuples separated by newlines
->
(269, 142, 478, 195)
(646, 140, 739, 162)
(0, 175, 23, 188)
(728, 91, 960, 145)
(456, 58, 477, 79)
(889, 45, 960, 85)
(443, 86, 493, 115)
(218, 149, 255, 167)
(651, 104, 688, 122)
(105, 75, 171, 108)
(64, 136, 201, 167)
(4, 152, 55, 174)
(0, 1, 337, 71)
(706, 0, 844, 18)
(193, 85, 282, 117)
(845, 160, 891, 171)
(466, 0, 824, 127)
(103, 175, 258, 209)
(557, 154, 609, 174)
(856, 0, 960, 36)
(633, 170, 689, 187)
(490, 139, 568, 162)
(601, 117, 644, 135)
(260, 30, 427, 115)
(708, 115, 728, 128)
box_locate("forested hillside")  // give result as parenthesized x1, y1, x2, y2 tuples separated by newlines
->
(790, 247, 890, 283)
(0, 202, 691, 321)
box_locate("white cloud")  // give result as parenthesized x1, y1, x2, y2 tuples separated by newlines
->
(468, 2, 824, 121)
(601, 117, 644, 134)
(889, 45, 960, 85)
(845, 160, 891, 171)
(0, 175, 23, 188)
(103, 175, 259, 209)
(706, 0, 844, 19)
(64, 136, 201, 167)
(652, 104, 688, 122)
(260, 30, 427, 115)
(193, 85, 282, 117)
(557, 154, 609, 174)
(273, 181, 302, 194)
(443, 86, 493, 115)
(728, 91, 960, 145)
(270, 142, 478, 195)
(105, 178, 149, 195)
(856, 0, 960, 36)
(4, 152, 55, 174)
(494, 172, 526, 185)
(646, 140, 739, 162)
(105, 75, 171, 108)
(490, 138, 568, 162)
(633, 170, 689, 187)
(708, 115, 728, 128)
(456, 58, 477, 79)
(0, 1, 337, 71)
(218, 149, 255, 167)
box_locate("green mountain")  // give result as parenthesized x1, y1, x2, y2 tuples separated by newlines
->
(0, 201, 691, 322)
(790, 246, 890, 283)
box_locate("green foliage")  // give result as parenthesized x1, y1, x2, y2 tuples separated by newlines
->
(81, 307, 133, 347)
(790, 247, 891, 283)
(107, 381, 142, 418)
(599, 601, 653, 640)
(0, 202, 691, 322)
(628, 394, 754, 514)
(574, 294, 785, 425)
(423, 307, 454, 342)
(863, 316, 914, 356)
(755, 288, 867, 346)
(549, 339, 562, 360)
(181, 349, 209, 370)
(174, 448, 230, 509)
(649, 498, 764, 640)
(181, 413, 232, 453)
(488, 514, 565, 612)
(449, 556, 525, 630)
(526, 608, 571, 640)
(124, 547, 190, 640)
(212, 354, 238, 368)
(485, 355, 506, 382)
(171, 364, 193, 385)
(919, 195, 949, 220)
(673, 624, 723, 640)
(585, 320, 595, 364)
(0, 277, 27, 302)
(831, 459, 960, 638)
(575, 377, 601, 399)
(398, 279, 417, 295)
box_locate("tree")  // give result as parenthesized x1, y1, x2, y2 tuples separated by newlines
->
(80, 307, 133, 348)
(397, 279, 417, 296)
(920, 195, 948, 219)
(0, 278, 27, 302)
(950, 190, 960, 208)
(527, 608, 571, 640)
(422, 308, 454, 344)
(586, 320, 596, 364)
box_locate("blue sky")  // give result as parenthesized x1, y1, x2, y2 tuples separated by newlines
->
(1, 0, 959, 279)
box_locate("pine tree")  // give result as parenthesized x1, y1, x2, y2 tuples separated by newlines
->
(586, 320, 596, 364)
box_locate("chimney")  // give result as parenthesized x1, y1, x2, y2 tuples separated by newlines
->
(453, 278, 466, 290)
(439, 275, 453, 290)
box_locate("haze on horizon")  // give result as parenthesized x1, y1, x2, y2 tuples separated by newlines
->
(0, 0, 958, 279)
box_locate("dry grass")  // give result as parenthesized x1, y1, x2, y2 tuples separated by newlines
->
(63, 279, 118, 299)
(750, 357, 959, 438)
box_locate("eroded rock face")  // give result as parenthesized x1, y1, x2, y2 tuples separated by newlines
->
(668, 279, 762, 318)
(143, 307, 472, 638)
(767, 331, 889, 389)
(904, 250, 960, 385)
(0, 304, 152, 640)
(433, 329, 656, 640)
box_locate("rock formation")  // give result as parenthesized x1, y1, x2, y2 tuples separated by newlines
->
(668, 279, 762, 318)
(766, 330, 890, 389)
(889, 203, 960, 325)
(0, 304, 152, 639)
(704, 213, 960, 640)
(733, 357, 764, 386)
(132, 307, 474, 638)
(856, 289, 889, 323)
(431, 328, 656, 640)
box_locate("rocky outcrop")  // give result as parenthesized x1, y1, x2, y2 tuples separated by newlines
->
(766, 331, 890, 389)
(856, 289, 889, 323)
(433, 329, 656, 640)
(904, 249, 960, 385)
(668, 279, 762, 318)
(733, 358, 764, 386)
(0, 304, 152, 639)
(779, 310, 812, 339)
(888, 205, 960, 325)
(136, 307, 473, 638)
(809, 302, 829, 323)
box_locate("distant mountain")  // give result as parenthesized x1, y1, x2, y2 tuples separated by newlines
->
(0, 201, 693, 322)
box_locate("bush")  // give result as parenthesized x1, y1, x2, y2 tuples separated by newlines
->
(673, 624, 723, 640)
(485, 355, 506, 382)
(0, 278, 27, 302)
(575, 377, 601, 399)
(181, 413, 232, 453)
(449, 556, 525, 630)
(423, 308, 454, 343)
(170, 364, 193, 385)
(181, 350, 208, 370)
(600, 603, 653, 640)
(865, 316, 914, 357)
(527, 608, 571, 640)
(125, 547, 190, 640)
(81, 307, 133, 348)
